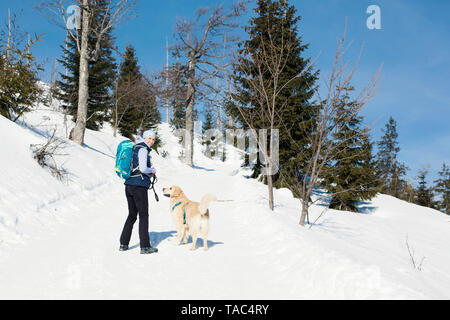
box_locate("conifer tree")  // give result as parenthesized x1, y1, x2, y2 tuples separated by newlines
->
(202, 105, 217, 158)
(167, 62, 188, 130)
(202, 106, 215, 133)
(57, 0, 117, 131)
(375, 117, 408, 198)
(115, 45, 142, 140)
(171, 101, 186, 129)
(135, 76, 161, 140)
(114, 45, 160, 141)
(0, 14, 41, 121)
(434, 163, 449, 215)
(322, 86, 379, 212)
(414, 169, 435, 209)
(227, 0, 318, 187)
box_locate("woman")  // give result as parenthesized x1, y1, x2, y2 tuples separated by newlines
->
(119, 129, 158, 254)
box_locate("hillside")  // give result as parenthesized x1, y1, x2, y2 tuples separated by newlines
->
(0, 103, 449, 299)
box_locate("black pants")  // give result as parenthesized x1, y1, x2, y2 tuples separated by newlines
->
(120, 185, 151, 248)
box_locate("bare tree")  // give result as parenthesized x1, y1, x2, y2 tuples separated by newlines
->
(112, 74, 140, 137)
(171, 2, 246, 167)
(37, 0, 137, 145)
(7, 8, 11, 60)
(159, 61, 188, 129)
(30, 127, 69, 182)
(284, 27, 382, 226)
(136, 73, 161, 133)
(48, 58, 59, 109)
(113, 71, 159, 138)
(212, 34, 229, 131)
(225, 12, 316, 211)
(164, 36, 170, 124)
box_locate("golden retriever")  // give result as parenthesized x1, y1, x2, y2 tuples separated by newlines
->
(162, 186, 216, 251)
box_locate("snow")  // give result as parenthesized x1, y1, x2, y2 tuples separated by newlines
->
(0, 100, 449, 300)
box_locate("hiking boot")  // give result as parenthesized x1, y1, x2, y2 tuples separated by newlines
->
(119, 245, 129, 251)
(141, 247, 158, 254)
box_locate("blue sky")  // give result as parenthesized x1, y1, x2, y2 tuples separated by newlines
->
(1, 0, 449, 183)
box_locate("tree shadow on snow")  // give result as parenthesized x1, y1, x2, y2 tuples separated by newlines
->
(192, 165, 215, 172)
(16, 118, 54, 139)
(83, 143, 115, 159)
(356, 201, 378, 215)
(308, 219, 362, 238)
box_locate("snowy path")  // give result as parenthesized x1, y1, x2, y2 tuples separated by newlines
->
(0, 164, 284, 299)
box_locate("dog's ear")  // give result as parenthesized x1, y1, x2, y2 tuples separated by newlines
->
(172, 186, 182, 198)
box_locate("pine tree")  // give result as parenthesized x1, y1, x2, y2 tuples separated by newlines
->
(57, 0, 117, 131)
(114, 45, 160, 142)
(202, 106, 214, 145)
(434, 163, 449, 215)
(226, 0, 318, 188)
(135, 76, 161, 142)
(168, 62, 188, 130)
(202, 105, 217, 159)
(323, 86, 379, 212)
(375, 117, 408, 198)
(414, 169, 435, 208)
(0, 17, 41, 121)
(115, 45, 143, 140)
(202, 106, 215, 134)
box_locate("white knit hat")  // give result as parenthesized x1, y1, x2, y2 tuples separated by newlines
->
(143, 130, 156, 139)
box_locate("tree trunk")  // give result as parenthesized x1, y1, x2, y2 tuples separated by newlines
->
(185, 57, 196, 167)
(113, 103, 118, 137)
(7, 8, 11, 61)
(71, 0, 90, 146)
(215, 77, 221, 130)
(113, 80, 118, 137)
(267, 171, 274, 211)
(268, 129, 274, 211)
(299, 201, 308, 226)
(166, 37, 170, 124)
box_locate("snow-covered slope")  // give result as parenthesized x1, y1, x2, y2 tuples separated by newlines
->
(0, 103, 449, 299)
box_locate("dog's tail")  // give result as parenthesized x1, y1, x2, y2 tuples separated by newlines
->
(199, 194, 217, 215)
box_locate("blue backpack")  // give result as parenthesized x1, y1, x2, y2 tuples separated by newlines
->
(115, 140, 139, 180)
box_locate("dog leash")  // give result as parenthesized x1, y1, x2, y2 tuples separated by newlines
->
(149, 175, 159, 202)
